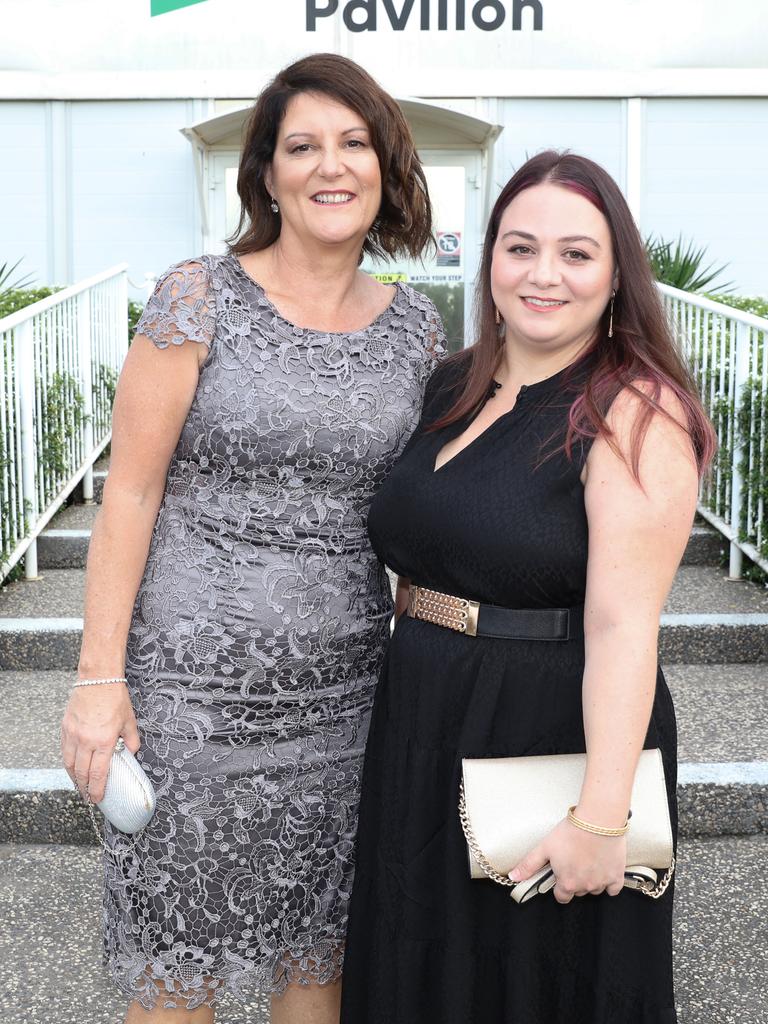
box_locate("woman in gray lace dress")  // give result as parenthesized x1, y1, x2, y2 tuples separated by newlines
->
(60, 54, 444, 1023)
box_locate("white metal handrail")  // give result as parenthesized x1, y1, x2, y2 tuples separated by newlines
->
(659, 283, 768, 578)
(0, 264, 129, 582)
(0, 272, 764, 583)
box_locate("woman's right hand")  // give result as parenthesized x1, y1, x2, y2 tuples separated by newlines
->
(60, 682, 141, 804)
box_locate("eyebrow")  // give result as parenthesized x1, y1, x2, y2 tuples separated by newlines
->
(501, 230, 602, 248)
(284, 127, 369, 142)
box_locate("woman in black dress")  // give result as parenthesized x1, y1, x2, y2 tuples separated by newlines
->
(340, 151, 716, 1023)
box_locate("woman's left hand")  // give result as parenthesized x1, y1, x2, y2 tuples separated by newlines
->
(508, 816, 627, 903)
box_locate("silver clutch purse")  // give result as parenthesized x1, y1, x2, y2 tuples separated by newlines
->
(459, 747, 675, 904)
(87, 737, 156, 845)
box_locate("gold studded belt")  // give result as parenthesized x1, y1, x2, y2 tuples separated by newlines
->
(406, 584, 580, 641)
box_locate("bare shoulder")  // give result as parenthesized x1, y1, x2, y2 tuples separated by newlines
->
(584, 379, 697, 487)
(606, 378, 690, 437)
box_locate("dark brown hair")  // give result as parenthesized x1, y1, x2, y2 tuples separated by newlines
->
(228, 53, 433, 263)
(430, 149, 716, 479)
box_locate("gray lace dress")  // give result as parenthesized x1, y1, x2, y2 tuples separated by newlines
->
(102, 252, 445, 1011)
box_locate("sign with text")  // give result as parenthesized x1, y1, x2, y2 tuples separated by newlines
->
(306, 1, 543, 32)
(4, 0, 764, 83)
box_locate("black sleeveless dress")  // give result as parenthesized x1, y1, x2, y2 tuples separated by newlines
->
(340, 355, 678, 1024)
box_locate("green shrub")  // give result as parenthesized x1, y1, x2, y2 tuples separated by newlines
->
(0, 287, 64, 319)
(707, 294, 768, 319)
(128, 299, 144, 340)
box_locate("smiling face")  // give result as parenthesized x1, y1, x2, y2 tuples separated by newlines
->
(491, 181, 618, 356)
(264, 91, 383, 252)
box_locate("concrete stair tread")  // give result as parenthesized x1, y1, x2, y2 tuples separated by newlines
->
(664, 566, 768, 615)
(1, 665, 765, 771)
(0, 671, 73, 769)
(0, 836, 764, 1024)
(0, 569, 85, 618)
(46, 503, 100, 531)
(3, 560, 767, 622)
(665, 665, 768, 762)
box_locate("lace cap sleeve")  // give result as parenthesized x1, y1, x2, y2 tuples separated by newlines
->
(134, 258, 215, 350)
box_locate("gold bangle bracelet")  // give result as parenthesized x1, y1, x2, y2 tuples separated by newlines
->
(567, 805, 632, 837)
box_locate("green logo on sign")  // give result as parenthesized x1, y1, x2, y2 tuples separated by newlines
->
(151, 0, 209, 15)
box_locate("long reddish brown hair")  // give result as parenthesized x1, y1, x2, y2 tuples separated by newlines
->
(430, 150, 716, 479)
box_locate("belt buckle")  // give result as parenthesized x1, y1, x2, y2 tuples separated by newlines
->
(408, 586, 480, 637)
(463, 598, 480, 637)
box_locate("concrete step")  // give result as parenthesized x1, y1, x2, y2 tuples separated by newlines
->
(0, 664, 765, 843)
(37, 504, 100, 569)
(0, 836, 764, 1023)
(681, 524, 724, 566)
(2, 565, 767, 670)
(71, 454, 109, 505)
(661, 565, 768, 663)
(665, 664, 768, 762)
(31, 505, 727, 573)
(0, 569, 85, 670)
(2, 665, 763, 770)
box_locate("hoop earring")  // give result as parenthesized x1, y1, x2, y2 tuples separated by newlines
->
(270, 198, 280, 214)
(608, 291, 616, 338)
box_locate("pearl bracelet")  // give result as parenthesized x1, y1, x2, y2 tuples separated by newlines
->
(73, 676, 128, 687)
(567, 805, 632, 837)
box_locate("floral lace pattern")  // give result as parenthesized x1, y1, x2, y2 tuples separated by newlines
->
(102, 253, 444, 1011)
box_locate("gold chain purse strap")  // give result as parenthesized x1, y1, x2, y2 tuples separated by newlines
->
(458, 780, 676, 899)
(458, 780, 516, 889)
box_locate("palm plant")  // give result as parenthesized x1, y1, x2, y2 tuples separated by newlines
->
(644, 234, 734, 294)
(0, 257, 36, 300)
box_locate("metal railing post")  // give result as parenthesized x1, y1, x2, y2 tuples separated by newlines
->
(79, 289, 95, 503)
(17, 320, 39, 579)
(118, 270, 130, 357)
(728, 320, 750, 580)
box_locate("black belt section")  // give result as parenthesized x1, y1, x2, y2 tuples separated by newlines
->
(409, 585, 583, 642)
(478, 603, 583, 641)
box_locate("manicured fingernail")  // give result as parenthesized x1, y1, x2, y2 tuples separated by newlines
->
(509, 869, 521, 881)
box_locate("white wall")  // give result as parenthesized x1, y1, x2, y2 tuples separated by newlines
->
(0, 103, 49, 287)
(1, 96, 767, 300)
(69, 100, 202, 290)
(644, 98, 768, 297)
(488, 98, 625, 197)
(0, 99, 206, 297)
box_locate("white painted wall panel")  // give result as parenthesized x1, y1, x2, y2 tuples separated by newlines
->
(490, 98, 625, 201)
(644, 99, 768, 295)
(0, 103, 48, 288)
(2, 95, 766, 304)
(69, 100, 200, 295)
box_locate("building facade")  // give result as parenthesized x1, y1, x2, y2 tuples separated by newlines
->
(2, 0, 767, 341)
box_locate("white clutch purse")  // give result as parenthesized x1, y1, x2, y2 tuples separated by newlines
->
(459, 747, 675, 904)
(87, 737, 156, 844)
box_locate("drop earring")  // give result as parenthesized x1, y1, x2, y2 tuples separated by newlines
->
(495, 306, 502, 326)
(608, 290, 616, 338)
(270, 198, 280, 214)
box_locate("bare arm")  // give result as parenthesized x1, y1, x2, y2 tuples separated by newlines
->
(60, 334, 205, 802)
(510, 385, 699, 901)
(576, 385, 698, 824)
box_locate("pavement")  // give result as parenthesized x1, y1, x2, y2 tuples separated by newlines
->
(0, 836, 765, 1024)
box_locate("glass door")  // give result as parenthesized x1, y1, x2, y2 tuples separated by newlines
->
(363, 149, 483, 352)
(209, 151, 242, 253)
